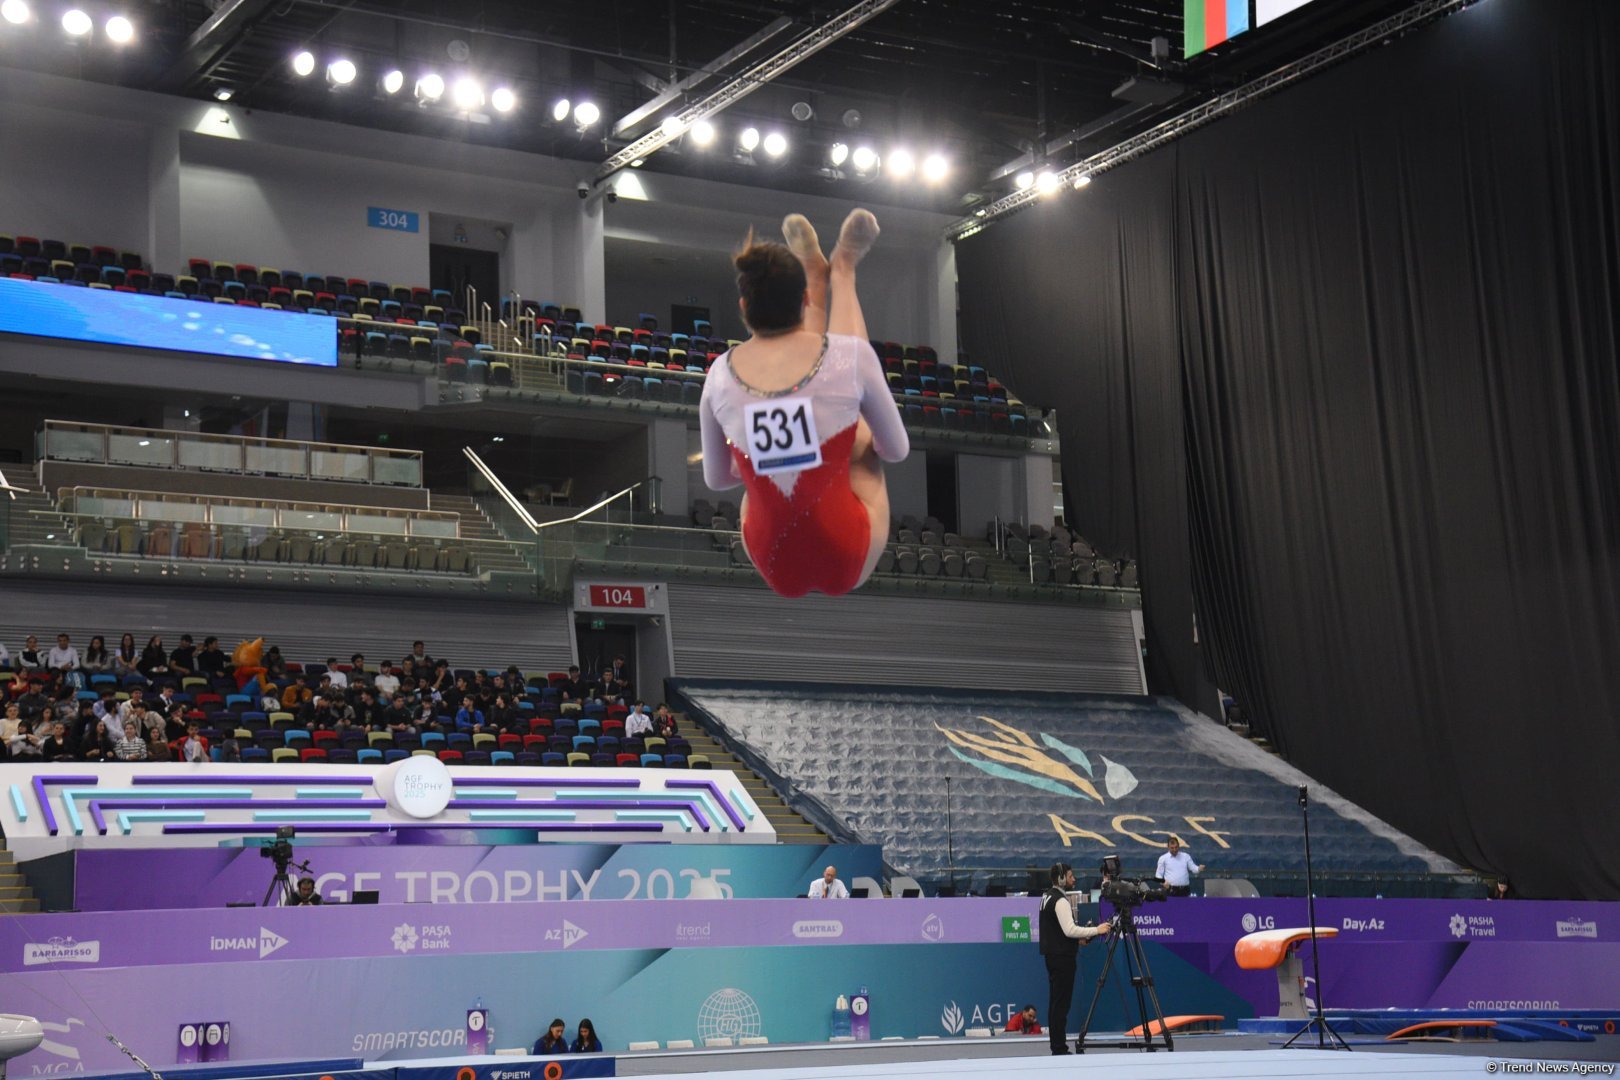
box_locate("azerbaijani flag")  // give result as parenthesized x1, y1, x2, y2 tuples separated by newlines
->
(1185, 0, 1252, 58)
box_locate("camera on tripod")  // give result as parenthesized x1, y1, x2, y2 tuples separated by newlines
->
(259, 824, 296, 873)
(1097, 853, 1169, 910)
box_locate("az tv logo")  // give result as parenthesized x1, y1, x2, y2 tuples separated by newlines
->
(544, 920, 589, 949)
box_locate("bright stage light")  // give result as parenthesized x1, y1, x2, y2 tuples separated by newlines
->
(738, 126, 760, 152)
(292, 50, 316, 77)
(1035, 170, 1059, 195)
(491, 87, 516, 113)
(829, 142, 849, 167)
(660, 116, 686, 138)
(1014, 171, 1034, 190)
(762, 131, 787, 158)
(551, 98, 571, 122)
(61, 8, 91, 35)
(1072, 173, 1092, 189)
(104, 14, 134, 43)
(851, 145, 878, 172)
(886, 148, 915, 179)
(415, 73, 445, 102)
(690, 119, 716, 146)
(1, 1, 30, 26)
(327, 59, 357, 86)
(573, 101, 600, 128)
(921, 153, 948, 184)
(451, 77, 484, 111)
(381, 69, 405, 95)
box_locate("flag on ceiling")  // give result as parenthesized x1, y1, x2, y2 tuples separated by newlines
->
(1185, 0, 1253, 58)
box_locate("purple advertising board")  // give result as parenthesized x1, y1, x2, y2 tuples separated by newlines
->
(67, 842, 883, 909)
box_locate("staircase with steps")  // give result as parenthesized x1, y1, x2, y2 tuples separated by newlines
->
(675, 715, 827, 844)
(0, 836, 42, 913)
(426, 492, 537, 576)
(2, 480, 69, 549)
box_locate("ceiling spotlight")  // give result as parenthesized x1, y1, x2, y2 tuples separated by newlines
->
(327, 59, 357, 87)
(791, 101, 814, 122)
(1, 1, 30, 26)
(451, 77, 483, 111)
(415, 72, 445, 103)
(738, 126, 760, 152)
(490, 86, 516, 113)
(572, 101, 600, 128)
(851, 145, 878, 172)
(762, 131, 787, 158)
(551, 98, 571, 122)
(1014, 171, 1035, 191)
(61, 7, 91, 35)
(212, 86, 235, 102)
(1073, 173, 1092, 189)
(104, 14, 133, 42)
(292, 50, 316, 77)
(690, 119, 715, 146)
(630, 158, 645, 167)
(828, 142, 849, 167)
(1036, 170, 1060, 195)
(886, 148, 915, 179)
(660, 116, 687, 138)
(381, 69, 404, 95)
(921, 153, 949, 184)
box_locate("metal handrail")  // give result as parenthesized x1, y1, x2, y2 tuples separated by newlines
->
(533, 479, 656, 533)
(461, 447, 539, 533)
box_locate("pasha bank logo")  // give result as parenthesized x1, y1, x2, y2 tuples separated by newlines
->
(24, 936, 101, 966)
(934, 716, 1138, 803)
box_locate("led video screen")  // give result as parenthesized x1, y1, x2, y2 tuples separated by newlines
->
(0, 277, 337, 367)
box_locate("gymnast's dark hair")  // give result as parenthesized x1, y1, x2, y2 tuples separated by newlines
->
(734, 228, 807, 335)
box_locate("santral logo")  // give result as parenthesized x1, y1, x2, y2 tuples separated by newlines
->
(793, 920, 844, 939)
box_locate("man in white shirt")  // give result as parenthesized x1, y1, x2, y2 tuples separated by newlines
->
(48, 633, 82, 688)
(624, 702, 654, 739)
(324, 658, 349, 690)
(807, 865, 849, 899)
(1155, 837, 1204, 897)
(372, 660, 400, 699)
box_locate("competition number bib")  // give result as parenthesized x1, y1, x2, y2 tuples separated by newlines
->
(744, 395, 822, 476)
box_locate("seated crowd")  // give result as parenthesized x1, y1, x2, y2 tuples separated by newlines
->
(0, 632, 680, 765)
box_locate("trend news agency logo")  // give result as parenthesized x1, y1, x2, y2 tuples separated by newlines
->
(934, 716, 1138, 802)
(392, 923, 419, 954)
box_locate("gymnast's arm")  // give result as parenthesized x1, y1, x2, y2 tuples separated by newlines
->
(699, 386, 743, 491)
(855, 341, 910, 463)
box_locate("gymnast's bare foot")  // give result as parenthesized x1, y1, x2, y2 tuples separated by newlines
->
(833, 208, 879, 269)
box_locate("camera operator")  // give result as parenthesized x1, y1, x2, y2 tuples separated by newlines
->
(1039, 862, 1110, 1056)
(287, 876, 323, 906)
(1154, 837, 1204, 897)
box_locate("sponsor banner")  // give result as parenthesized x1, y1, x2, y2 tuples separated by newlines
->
(72, 843, 881, 910)
(393, 1061, 615, 1080)
(0, 897, 1036, 974)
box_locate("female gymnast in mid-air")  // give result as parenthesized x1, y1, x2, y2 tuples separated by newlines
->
(699, 208, 909, 598)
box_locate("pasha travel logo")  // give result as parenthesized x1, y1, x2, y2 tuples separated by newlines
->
(209, 927, 288, 958)
(934, 716, 1138, 803)
(24, 936, 101, 966)
(1556, 918, 1598, 939)
(1449, 913, 1496, 939)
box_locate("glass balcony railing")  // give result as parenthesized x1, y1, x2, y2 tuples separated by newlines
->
(37, 420, 425, 487)
(57, 487, 459, 539)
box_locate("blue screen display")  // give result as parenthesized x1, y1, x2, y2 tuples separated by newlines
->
(0, 278, 338, 367)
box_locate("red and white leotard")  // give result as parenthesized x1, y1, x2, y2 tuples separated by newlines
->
(700, 333, 909, 598)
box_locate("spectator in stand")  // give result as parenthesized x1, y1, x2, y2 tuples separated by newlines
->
(150, 683, 180, 722)
(533, 1019, 568, 1056)
(426, 660, 453, 700)
(454, 697, 486, 732)
(17, 635, 44, 672)
(48, 633, 83, 689)
(403, 640, 434, 681)
(651, 704, 678, 740)
(325, 659, 348, 690)
(624, 702, 653, 739)
(288, 877, 323, 906)
(355, 689, 387, 730)
(599, 670, 629, 706)
(1, 703, 22, 742)
(326, 694, 356, 731)
(570, 1019, 602, 1054)
(8, 718, 44, 759)
(115, 685, 146, 725)
(138, 635, 170, 679)
(145, 724, 172, 761)
(263, 645, 288, 683)
(169, 634, 197, 677)
(196, 636, 226, 678)
(0, 639, 10, 670)
(81, 635, 112, 678)
(561, 665, 591, 703)
(373, 660, 400, 699)
(1488, 879, 1517, 900)
(14, 681, 48, 720)
(1154, 837, 1203, 898)
(134, 701, 165, 741)
(607, 655, 632, 696)
(487, 693, 516, 731)
(113, 719, 148, 761)
(113, 632, 139, 676)
(174, 719, 210, 763)
(42, 719, 78, 761)
(348, 654, 369, 688)
(1005, 1005, 1043, 1035)
(282, 675, 314, 712)
(383, 694, 415, 733)
(73, 702, 105, 760)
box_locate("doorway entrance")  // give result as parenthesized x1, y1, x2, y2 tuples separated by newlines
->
(429, 244, 501, 313)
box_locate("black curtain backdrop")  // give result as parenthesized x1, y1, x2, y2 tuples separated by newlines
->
(958, 0, 1620, 899)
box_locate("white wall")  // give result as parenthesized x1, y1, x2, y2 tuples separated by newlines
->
(0, 100, 152, 256)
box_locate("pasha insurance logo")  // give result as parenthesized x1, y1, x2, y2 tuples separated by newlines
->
(1556, 918, 1598, 939)
(792, 920, 844, 939)
(209, 927, 288, 958)
(941, 1001, 966, 1036)
(392, 923, 419, 954)
(24, 936, 101, 966)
